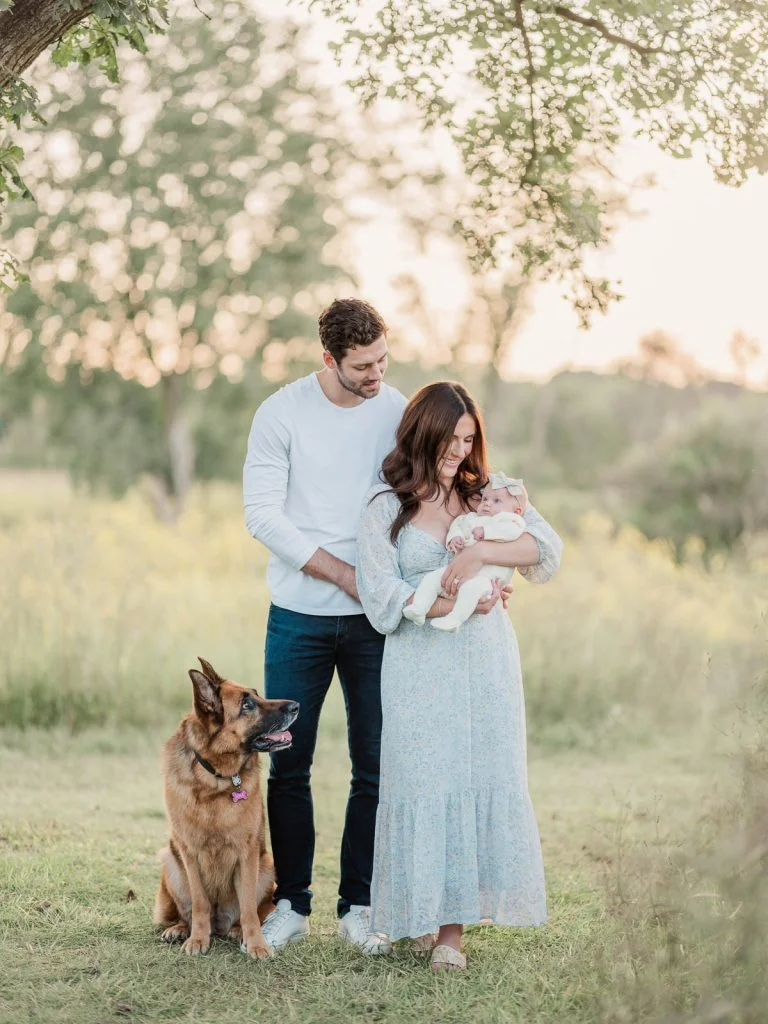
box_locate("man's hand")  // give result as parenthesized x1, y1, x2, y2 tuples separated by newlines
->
(447, 536, 465, 554)
(302, 549, 359, 602)
(440, 543, 487, 595)
(471, 525, 485, 541)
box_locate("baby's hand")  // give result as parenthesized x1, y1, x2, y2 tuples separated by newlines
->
(447, 536, 465, 554)
(471, 525, 485, 541)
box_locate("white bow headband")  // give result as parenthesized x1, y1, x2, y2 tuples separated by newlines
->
(487, 472, 525, 496)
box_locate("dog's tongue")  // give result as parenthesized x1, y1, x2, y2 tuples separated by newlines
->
(265, 730, 292, 743)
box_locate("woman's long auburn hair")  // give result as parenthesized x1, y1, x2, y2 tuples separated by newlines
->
(379, 381, 489, 543)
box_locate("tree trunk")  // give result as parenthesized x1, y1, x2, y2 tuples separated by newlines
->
(481, 283, 526, 438)
(481, 304, 506, 436)
(140, 473, 177, 524)
(162, 372, 194, 519)
(0, 0, 95, 89)
(529, 381, 556, 465)
(483, 364, 503, 437)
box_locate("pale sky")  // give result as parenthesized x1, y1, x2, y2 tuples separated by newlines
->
(290, 1, 768, 387)
(492, 143, 768, 384)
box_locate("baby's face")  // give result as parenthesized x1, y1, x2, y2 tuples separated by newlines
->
(477, 486, 524, 517)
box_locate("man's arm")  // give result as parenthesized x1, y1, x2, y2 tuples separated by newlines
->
(302, 548, 358, 601)
(243, 401, 357, 598)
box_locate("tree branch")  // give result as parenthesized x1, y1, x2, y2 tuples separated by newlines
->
(0, 0, 96, 91)
(514, 0, 538, 183)
(552, 5, 665, 58)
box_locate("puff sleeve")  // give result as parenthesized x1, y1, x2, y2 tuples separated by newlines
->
(356, 486, 416, 635)
(516, 505, 564, 585)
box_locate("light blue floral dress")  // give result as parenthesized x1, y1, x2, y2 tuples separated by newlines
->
(356, 486, 563, 941)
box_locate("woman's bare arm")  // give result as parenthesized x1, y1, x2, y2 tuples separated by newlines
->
(406, 593, 456, 619)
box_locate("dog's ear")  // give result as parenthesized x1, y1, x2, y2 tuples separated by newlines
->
(189, 668, 223, 722)
(197, 657, 223, 685)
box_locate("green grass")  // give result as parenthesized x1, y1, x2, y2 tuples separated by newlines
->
(1, 702, 760, 1024)
(3, 480, 768, 1021)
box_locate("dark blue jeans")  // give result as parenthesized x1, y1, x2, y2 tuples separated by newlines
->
(264, 604, 385, 918)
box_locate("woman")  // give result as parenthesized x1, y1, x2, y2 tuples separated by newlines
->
(355, 381, 562, 971)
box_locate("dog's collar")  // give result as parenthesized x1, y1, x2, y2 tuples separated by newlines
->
(193, 751, 249, 801)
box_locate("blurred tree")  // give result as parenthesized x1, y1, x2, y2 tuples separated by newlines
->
(314, 0, 768, 321)
(729, 329, 762, 387)
(386, 168, 532, 431)
(391, 263, 529, 425)
(618, 329, 704, 387)
(528, 371, 643, 489)
(457, 273, 530, 435)
(1, 3, 359, 517)
(619, 406, 768, 566)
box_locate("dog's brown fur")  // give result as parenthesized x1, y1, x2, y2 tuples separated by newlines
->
(154, 658, 298, 958)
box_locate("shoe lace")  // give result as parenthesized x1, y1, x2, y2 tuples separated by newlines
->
(263, 903, 293, 934)
(347, 906, 375, 940)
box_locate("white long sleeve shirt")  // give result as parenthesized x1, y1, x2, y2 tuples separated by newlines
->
(243, 372, 406, 616)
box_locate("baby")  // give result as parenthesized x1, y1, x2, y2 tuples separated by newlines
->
(402, 472, 528, 633)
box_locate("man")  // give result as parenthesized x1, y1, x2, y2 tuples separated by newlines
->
(243, 298, 406, 954)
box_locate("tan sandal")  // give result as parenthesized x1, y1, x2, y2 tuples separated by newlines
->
(411, 933, 437, 957)
(430, 943, 467, 971)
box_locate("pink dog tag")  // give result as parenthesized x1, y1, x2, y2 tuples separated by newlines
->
(232, 789, 248, 803)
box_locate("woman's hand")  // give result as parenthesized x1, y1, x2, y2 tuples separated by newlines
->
(475, 579, 502, 615)
(440, 542, 487, 595)
(447, 536, 465, 554)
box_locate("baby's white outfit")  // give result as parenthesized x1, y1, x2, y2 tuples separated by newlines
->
(402, 510, 526, 632)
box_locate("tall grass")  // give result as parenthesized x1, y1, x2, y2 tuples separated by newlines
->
(2, 484, 270, 730)
(3, 480, 768, 1021)
(2, 483, 766, 743)
(592, 671, 768, 1023)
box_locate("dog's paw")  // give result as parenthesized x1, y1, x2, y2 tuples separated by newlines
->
(161, 924, 189, 944)
(240, 939, 273, 960)
(227, 924, 243, 943)
(181, 934, 210, 955)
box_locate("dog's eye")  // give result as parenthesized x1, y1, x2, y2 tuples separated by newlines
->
(241, 696, 256, 712)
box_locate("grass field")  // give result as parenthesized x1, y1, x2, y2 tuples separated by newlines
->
(0, 719, 755, 1024)
(2, 480, 767, 1022)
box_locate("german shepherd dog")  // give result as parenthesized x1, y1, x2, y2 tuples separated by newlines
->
(154, 658, 299, 958)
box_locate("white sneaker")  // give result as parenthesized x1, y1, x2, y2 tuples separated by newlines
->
(338, 905, 392, 955)
(260, 899, 310, 952)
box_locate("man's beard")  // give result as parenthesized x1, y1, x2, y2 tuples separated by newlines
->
(335, 368, 381, 399)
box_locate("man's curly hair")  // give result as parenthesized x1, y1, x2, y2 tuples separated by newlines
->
(318, 298, 387, 364)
